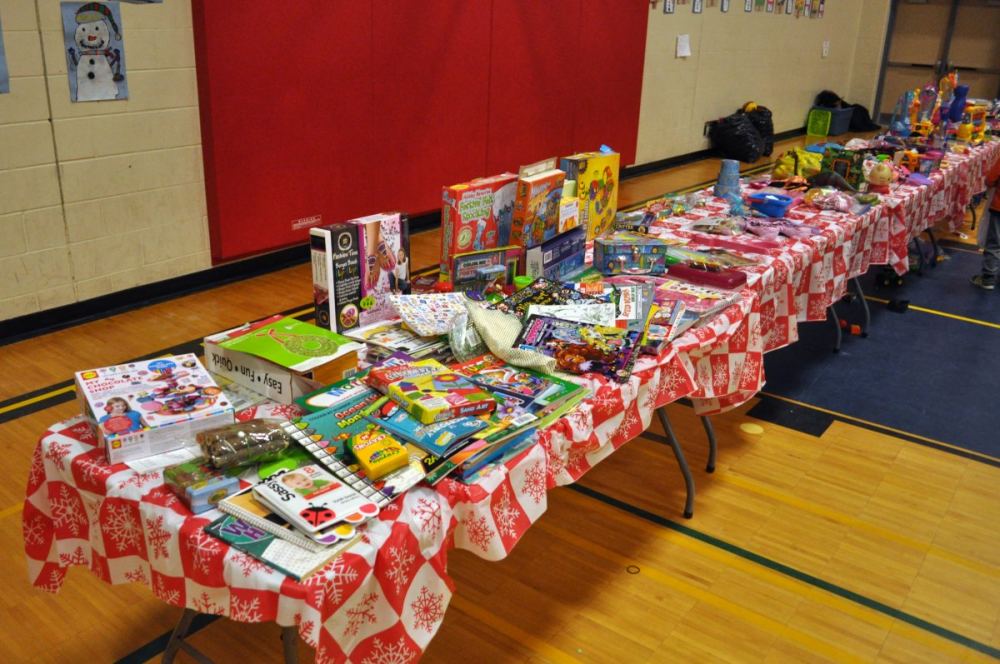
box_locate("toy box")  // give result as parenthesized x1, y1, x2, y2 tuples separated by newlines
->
(164, 457, 241, 514)
(75, 354, 234, 464)
(560, 151, 620, 240)
(525, 227, 586, 280)
(441, 173, 518, 278)
(204, 315, 363, 404)
(311, 212, 410, 334)
(594, 232, 672, 276)
(387, 371, 497, 424)
(451, 245, 522, 292)
(558, 197, 579, 233)
(510, 159, 566, 249)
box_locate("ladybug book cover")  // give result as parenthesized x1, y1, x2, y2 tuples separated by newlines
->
(386, 371, 498, 425)
(252, 465, 380, 534)
(513, 315, 641, 383)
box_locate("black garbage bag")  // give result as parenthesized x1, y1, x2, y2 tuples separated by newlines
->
(709, 112, 764, 163)
(745, 105, 774, 156)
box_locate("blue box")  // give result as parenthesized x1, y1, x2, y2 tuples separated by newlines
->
(524, 227, 586, 278)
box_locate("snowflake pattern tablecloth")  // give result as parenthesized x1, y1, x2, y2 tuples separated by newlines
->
(23, 141, 1000, 663)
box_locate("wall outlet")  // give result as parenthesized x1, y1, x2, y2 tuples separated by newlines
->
(822, 40, 830, 58)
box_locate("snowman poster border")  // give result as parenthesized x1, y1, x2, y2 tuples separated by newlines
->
(0, 12, 9, 94)
(62, 1, 129, 102)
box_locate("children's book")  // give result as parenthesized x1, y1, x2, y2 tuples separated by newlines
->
(295, 352, 413, 413)
(640, 300, 694, 354)
(280, 418, 426, 507)
(387, 371, 498, 424)
(205, 515, 359, 581)
(510, 159, 566, 249)
(421, 438, 491, 484)
(362, 397, 488, 457)
(451, 355, 584, 416)
(513, 315, 641, 383)
(218, 484, 355, 550)
(252, 465, 380, 534)
(489, 277, 600, 319)
(344, 319, 445, 357)
(525, 303, 617, 327)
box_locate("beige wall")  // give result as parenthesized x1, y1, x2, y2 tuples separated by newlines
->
(635, 0, 891, 165)
(0, 0, 209, 321)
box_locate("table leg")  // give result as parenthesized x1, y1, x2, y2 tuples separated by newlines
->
(282, 626, 299, 664)
(700, 415, 717, 474)
(852, 277, 870, 337)
(162, 609, 213, 664)
(924, 229, 940, 267)
(655, 406, 695, 519)
(828, 303, 842, 353)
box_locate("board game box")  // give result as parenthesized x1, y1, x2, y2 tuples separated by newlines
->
(75, 354, 235, 464)
(450, 245, 522, 292)
(510, 159, 566, 249)
(387, 371, 498, 424)
(311, 212, 410, 334)
(524, 226, 586, 280)
(560, 150, 620, 240)
(441, 173, 518, 278)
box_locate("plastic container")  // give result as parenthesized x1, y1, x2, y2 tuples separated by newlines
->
(811, 106, 853, 136)
(748, 192, 794, 218)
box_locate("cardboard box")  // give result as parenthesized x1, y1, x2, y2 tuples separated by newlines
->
(204, 315, 363, 404)
(594, 232, 671, 276)
(510, 159, 566, 249)
(75, 354, 234, 464)
(164, 458, 241, 514)
(525, 227, 586, 279)
(450, 245, 522, 292)
(441, 173, 518, 278)
(311, 212, 410, 334)
(560, 151, 620, 240)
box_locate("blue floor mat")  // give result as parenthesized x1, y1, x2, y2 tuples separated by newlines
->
(761, 245, 1000, 457)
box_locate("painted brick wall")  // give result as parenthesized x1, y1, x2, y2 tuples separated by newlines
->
(0, 0, 209, 320)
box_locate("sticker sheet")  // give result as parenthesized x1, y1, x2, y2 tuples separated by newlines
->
(389, 292, 468, 337)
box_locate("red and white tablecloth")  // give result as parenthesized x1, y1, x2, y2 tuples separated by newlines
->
(23, 140, 999, 663)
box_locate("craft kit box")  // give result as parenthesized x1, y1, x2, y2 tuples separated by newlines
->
(525, 227, 586, 280)
(164, 458, 241, 514)
(204, 315, 363, 404)
(441, 173, 518, 278)
(510, 159, 566, 249)
(311, 212, 410, 334)
(75, 354, 235, 464)
(560, 151, 620, 240)
(594, 232, 671, 276)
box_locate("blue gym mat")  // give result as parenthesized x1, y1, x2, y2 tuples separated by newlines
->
(758, 244, 1000, 458)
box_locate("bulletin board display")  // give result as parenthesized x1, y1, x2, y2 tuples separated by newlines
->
(193, 1, 648, 262)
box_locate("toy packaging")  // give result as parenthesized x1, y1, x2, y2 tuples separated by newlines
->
(252, 465, 380, 534)
(513, 315, 640, 383)
(558, 197, 579, 233)
(366, 358, 447, 394)
(346, 428, 411, 480)
(594, 232, 673, 276)
(311, 212, 410, 334)
(524, 226, 586, 280)
(75, 354, 235, 464)
(204, 315, 363, 404)
(441, 173, 518, 278)
(363, 396, 488, 457)
(820, 148, 865, 189)
(451, 245, 522, 292)
(387, 371, 498, 424)
(164, 457, 241, 514)
(510, 158, 566, 249)
(560, 150, 620, 240)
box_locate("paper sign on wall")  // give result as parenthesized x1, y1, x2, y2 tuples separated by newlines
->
(0, 13, 9, 94)
(676, 34, 692, 58)
(62, 1, 128, 102)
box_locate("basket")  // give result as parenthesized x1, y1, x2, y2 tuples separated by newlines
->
(811, 106, 853, 136)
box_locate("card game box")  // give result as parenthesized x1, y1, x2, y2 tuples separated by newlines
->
(387, 371, 497, 424)
(75, 354, 235, 464)
(311, 212, 410, 334)
(441, 173, 518, 278)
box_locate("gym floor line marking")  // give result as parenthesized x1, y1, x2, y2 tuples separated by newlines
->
(639, 431, 1000, 581)
(865, 295, 1000, 330)
(567, 483, 1000, 659)
(756, 392, 1000, 466)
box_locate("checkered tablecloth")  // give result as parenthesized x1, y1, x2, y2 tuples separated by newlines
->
(23, 140, 999, 663)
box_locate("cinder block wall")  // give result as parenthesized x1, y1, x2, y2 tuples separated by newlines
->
(635, 0, 891, 165)
(0, 0, 209, 320)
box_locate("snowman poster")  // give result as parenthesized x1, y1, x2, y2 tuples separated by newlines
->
(62, 2, 128, 102)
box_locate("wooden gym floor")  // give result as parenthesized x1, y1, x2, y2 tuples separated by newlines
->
(1, 134, 998, 662)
